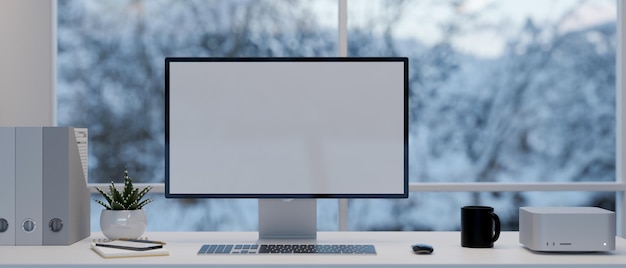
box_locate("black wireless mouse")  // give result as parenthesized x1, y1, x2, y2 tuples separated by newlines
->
(411, 244, 434, 254)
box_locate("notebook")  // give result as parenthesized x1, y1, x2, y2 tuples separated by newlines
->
(90, 242, 169, 258)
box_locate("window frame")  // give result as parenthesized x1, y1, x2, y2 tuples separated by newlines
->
(82, 0, 626, 237)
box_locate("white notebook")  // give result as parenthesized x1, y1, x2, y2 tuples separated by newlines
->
(90, 242, 169, 258)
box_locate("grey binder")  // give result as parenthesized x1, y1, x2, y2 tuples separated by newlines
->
(42, 127, 90, 245)
(15, 127, 43, 245)
(0, 127, 16, 245)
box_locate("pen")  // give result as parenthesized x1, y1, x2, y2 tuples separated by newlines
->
(95, 242, 163, 251)
(118, 238, 167, 245)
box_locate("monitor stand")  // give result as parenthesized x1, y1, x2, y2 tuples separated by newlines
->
(258, 199, 317, 241)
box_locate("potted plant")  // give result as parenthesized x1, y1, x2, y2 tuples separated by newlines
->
(94, 169, 153, 240)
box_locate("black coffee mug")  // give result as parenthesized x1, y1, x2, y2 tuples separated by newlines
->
(461, 206, 501, 248)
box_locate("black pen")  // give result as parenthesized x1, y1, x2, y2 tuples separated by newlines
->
(118, 238, 167, 245)
(95, 242, 163, 251)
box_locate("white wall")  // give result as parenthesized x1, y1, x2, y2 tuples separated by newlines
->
(0, 0, 54, 126)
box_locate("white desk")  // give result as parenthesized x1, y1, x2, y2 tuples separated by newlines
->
(0, 231, 625, 267)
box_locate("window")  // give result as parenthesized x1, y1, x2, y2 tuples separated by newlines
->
(57, 0, 620, 232)
(350, 0, 616, 183)
(57, 0, 339, 231)
(57, 0, 337, 182)
(348, 0, 617, 231)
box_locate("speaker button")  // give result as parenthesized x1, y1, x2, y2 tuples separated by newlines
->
(22, 219, 36, 233)
(0, 218, 8, 233)
(49, 218, 63, 232)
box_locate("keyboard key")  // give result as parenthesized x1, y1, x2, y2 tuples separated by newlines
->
(198, 244, 210, 254)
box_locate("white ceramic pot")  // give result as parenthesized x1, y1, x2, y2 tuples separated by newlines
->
(100, 209, 147, 240)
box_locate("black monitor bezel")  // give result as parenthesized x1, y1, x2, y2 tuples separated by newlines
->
(165, 57, 409, 199)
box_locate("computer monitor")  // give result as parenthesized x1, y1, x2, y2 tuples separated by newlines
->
(165, 57, 408, 240)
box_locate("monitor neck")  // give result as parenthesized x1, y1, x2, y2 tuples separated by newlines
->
(258, 199, 317, 240)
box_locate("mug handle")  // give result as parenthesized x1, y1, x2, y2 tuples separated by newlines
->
(490, 212, 501, 242)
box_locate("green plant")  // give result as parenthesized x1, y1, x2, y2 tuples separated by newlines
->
(94, 169, 153, 210)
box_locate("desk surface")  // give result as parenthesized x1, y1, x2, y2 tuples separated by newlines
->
(0, 231, 625, 267)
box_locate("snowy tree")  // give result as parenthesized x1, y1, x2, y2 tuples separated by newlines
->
(57, 0, 335, 183)
(349, 0, 615, 231)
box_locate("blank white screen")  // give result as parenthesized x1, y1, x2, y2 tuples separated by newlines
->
(167, 59, 406, 196)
